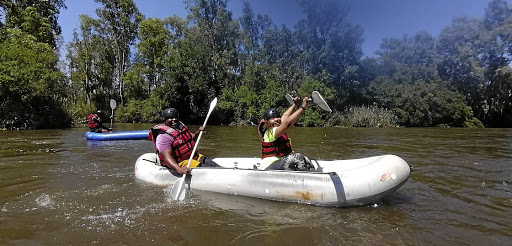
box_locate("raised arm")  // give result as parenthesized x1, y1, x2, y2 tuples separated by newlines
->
(280, 99, 298, 122)
(274, 97, 309, 137)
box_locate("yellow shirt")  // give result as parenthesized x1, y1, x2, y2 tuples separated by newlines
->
(260, 127, 280, 168)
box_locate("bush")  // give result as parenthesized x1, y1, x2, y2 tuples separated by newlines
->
(464, 117, 484, 128)
(332, 106, 398, 127)
(67, 100, 95, 125)
(114, 97, 164, 123)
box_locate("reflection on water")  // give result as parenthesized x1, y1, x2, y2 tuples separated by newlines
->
(0, 124, 511, 245)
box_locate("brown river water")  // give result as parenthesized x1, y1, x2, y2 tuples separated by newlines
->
(0, 124, 511, 245)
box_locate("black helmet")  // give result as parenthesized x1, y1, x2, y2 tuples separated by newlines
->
(163, 108, 179, 119)
(96, 110, 107, 118)
(263, 108, 281, 120)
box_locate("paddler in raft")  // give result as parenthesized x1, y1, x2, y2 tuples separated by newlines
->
(88, 110, 112, 133)
(149, 108, 220, 174)
(258, 97, 315, 171)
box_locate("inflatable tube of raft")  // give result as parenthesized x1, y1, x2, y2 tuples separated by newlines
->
(134, 153, 411, 207)
(85, 130, 150, 141)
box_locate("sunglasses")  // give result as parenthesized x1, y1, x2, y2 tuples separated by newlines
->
(167, 118, 179, 123)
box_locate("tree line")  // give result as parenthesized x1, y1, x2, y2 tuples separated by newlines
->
(1, 0, 511, 129)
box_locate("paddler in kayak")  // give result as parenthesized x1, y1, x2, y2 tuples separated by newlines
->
(88, 110, 112, 133)
(258, 97, 315, 171)
(149, 108, 219, 174)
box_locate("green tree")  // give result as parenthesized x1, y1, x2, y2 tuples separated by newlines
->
(0, 29, 69, 128)
(436, 0, 512, 126)
(159, 38, 212, 122)
(437, 16, 485, 116)
(219, 63, 290, 125)
(66, 0, 143, 120)
(480, 0, 512, 126)
(237, 0, 271, 75)
(295, 0, 364, 109)
(94, 0, 143, 105)
(377, 32, 440, 81)
(370, 31, 477, 127)
(126, 16, 188, 101)
(66, 14, 116, 115)
(1, 0, 66, 48)
(259, 25, 303, 92)
(154, 0, 240, 123)
(1, 0, 69, 129)
(129, 18, 172, 99)
(187, 0, 240, 89)
(369, 77, 475, 127)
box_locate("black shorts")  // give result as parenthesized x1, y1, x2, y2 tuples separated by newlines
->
(197, 155, 221, 167)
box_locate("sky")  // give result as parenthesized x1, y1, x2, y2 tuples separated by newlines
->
(58, 0, 497, 58)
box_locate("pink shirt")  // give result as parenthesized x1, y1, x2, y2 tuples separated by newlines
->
(155, 132, 175, 153)
(154, 123, 185, 152)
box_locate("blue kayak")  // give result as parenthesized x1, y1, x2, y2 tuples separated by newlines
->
(84, 130, 150, 141)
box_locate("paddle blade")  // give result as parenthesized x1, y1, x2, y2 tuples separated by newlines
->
(209, 97, 218, 111)
(110, 99, 117, 110)
(311, 91, 332, 113)
(170, 176, 186, 201)
(202, 97, 217, 127)
(285, 94, 294, 105)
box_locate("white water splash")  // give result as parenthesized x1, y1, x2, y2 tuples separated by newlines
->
(36, 194, 54, 208)
(80, 207, 147, 231)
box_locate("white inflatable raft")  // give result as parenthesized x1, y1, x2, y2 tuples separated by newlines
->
(134, 153, 410, 207)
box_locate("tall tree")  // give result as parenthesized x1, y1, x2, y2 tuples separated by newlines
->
(295, 0, 364, 109)
(370, 31, 476, 127)
(94, 0, 143, 105)
(1, 0, 69, 129)
(438, 0, 512, 126)
(437, 17, 487, 123)
(67, 15, 116, 108)
(237, 0, 271, 74)
(132, 18, 172, 97)
(0, 29, 68, 128)
(480, 0, 512, 126)
(260, 25, 303, 91)
(127, 16, 187, 99)
(186, 0, 240, 90)
(378, 32, 440, 82)
(158, 0, 240, 122)
(1, 0, 66, 48)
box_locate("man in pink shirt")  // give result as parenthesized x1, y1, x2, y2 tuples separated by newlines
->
(149, 108, 219, 174)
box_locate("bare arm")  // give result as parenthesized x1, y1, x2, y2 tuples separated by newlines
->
(191, 126, 205, 141)
(280, 99, 298, 123)
(160, 149, 190, 175)
(274, 97, 309, 137)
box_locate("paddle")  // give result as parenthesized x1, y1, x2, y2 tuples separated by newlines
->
(286, 91, 332, 113)
(109, 99, 117, 129)
(170, 97, 218, 201)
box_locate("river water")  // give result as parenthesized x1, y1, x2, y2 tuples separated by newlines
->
(0, 124, 511, 245)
